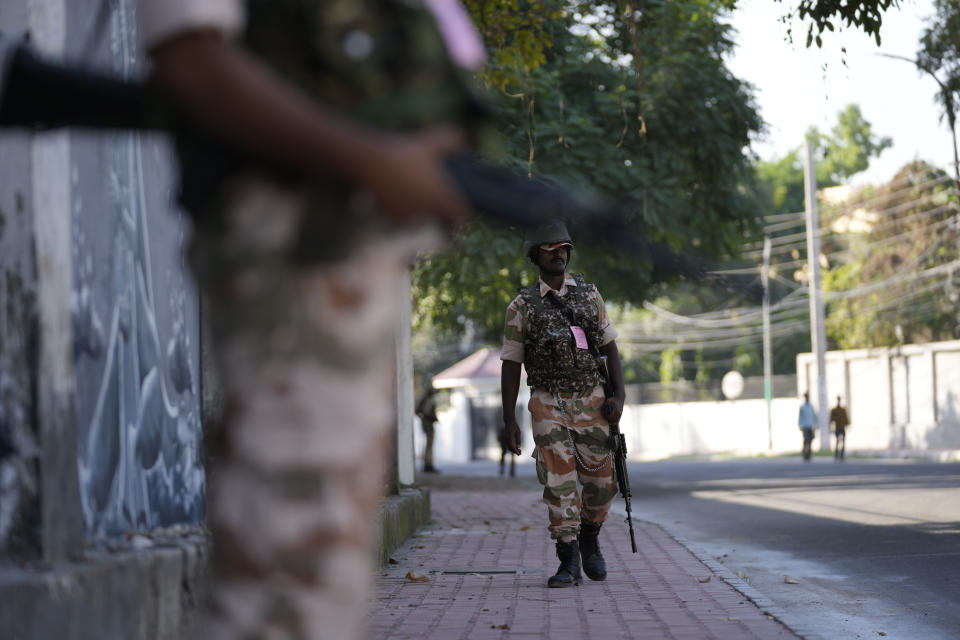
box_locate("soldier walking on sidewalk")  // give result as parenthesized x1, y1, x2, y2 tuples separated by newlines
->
(499, 221, 625, 587)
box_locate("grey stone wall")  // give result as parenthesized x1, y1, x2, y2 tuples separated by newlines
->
(0, 0, 204, 559)
(797, 339, 960, 451)
(65, 0, 204, 539)
(0, 1, 209, 636)
(0, 0, 41, 562)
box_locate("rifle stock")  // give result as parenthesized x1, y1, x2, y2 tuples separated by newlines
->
(599, 357, 638, 554)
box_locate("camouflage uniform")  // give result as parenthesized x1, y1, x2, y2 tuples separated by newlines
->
(501, 273, 618, 542)
(138, 1, 486, 638)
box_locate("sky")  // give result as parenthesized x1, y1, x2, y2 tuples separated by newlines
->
(725, 0, 955, 185)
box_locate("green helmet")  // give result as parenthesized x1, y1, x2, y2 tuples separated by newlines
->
(522, 221, 574, 259)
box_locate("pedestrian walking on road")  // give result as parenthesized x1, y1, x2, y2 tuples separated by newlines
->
(798, 392, 818, 462)
(830, 396, 850, 461)
(500, 220, 626, 588)
(137, 1, 486, 638)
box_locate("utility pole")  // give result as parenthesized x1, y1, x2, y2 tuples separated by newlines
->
(761, 235, 773, 450)
(803, 139, 830, 449)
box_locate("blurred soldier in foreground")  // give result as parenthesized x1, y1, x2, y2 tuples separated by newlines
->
(500, 221, 625, 588)
(135, 1, 488, 638)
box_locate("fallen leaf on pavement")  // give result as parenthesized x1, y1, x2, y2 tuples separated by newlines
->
(698, 576, 711, 583)
(405, 571, 430, 583)
(490, 624, 510, 630)
(784, 575, 799, 584)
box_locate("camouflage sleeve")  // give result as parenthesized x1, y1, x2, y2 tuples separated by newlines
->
(500, 295, 526, 363)
(589, 285, 618, 346)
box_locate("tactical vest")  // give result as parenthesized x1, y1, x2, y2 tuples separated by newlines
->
(520, 273, 604, 394)
(173, 0, 489, 262)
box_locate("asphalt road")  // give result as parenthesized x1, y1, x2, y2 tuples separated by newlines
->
(621, 456, 960, 640)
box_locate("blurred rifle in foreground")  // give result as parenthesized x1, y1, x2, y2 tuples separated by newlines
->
(0, 39, 731, 285)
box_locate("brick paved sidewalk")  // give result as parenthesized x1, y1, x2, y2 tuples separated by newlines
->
(371, 478, 798, 640)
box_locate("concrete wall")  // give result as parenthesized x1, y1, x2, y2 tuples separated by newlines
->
(0, 0, 204, 558)
(430, 339, 960, 463)
(0, 0, 206, 636)
(0, 0, 41, 559)
(618, 398, 801, 460)
(68, 0, 204, 537)
(429, 391, 799, 464)
(797, 339, 960, 452)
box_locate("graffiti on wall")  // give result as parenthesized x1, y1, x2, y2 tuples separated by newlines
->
(0, 126, 41, 554)
(0, 357, 40, 554)
(72, 0, 204, 536)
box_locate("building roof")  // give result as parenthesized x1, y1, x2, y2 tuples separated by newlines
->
(432, 348, 525, 389)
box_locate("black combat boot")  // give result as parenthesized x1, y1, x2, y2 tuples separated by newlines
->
(547, 540, 582, 588)
(578, 519, 607, 581)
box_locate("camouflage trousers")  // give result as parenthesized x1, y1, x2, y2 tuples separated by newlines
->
(189, 177, 438, 640)
(529, 386, 617, 542)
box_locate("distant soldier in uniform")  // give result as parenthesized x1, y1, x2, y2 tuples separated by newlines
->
(415, 381, 440, 474)
(136, 1, 488, 638)
(830, 396, 850, 461)
(500, 221, 625, 588)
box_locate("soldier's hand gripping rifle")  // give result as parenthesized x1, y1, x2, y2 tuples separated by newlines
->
(599, 356, 638, 554)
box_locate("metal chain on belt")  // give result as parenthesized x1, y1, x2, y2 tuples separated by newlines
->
(555, 395, 610, 473)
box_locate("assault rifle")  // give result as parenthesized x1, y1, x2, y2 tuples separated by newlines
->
(599, 356, 638, 554)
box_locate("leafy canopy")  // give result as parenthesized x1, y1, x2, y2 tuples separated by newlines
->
(412, 0, 907, 375)
(917, 0, 960, 138)
(415, 0, 764, 351)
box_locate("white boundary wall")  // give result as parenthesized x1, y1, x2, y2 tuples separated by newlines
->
(426, 339, 960, 464)
(797, 339, 960, 452)
(619, 398, 801, 461)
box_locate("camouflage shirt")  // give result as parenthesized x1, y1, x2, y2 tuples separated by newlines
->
(501, 273, 617, 394)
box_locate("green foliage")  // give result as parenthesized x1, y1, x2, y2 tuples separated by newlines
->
(917, 0, 960, 135)
(755, 149, 805, 214)
(754, 104, 891, 215)
(814, 105, 893, 184)
(659, 348, 684, 382)
(776, 0, 898, 47)
(412, 1, 908, 378)
(822, 161, 959, 348)
(414, 0, 764, 359)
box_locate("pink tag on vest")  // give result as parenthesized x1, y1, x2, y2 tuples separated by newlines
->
(422, 0, 488, 70)
(570, 326, 589, 350)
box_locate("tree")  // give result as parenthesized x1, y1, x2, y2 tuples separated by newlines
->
(823, 161, 959, 348)
(411, 0, 906, 376)
(917, 0, 960, 188)
(776, 0, 898, 47)
(755, 104, 891, 215)
(414, 1, 764, 350)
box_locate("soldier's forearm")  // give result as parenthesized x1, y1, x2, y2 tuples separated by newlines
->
(501, 360, 522, 424)
(599, 341, 625, 401)
(148, 31, 382, 184)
